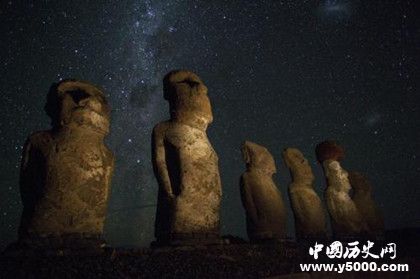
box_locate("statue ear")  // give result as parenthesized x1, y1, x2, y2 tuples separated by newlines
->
(241, 143, 251, 164)
(282, 153, 290, 168)
(283, 149, 294, 167)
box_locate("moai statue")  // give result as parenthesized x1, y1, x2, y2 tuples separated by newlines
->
(152, 70, 222, 246)
(240, 141, 287, 242)
(349, 171, 384, 237)
(282, 148, 327, 240)
(315, 141, 366, 238)
(18, 79, 114, 247)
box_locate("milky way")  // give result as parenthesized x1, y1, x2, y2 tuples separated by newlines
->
(0, 1, 418, 248)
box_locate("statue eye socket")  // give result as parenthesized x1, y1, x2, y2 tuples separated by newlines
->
(177, 79, 200, 87)
(67, 89, 90, 104)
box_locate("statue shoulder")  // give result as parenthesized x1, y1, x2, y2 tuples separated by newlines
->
(153, 121, 171, 137)
(26, 130, 53, 149)
(103, 145, 115, 161)
(240, 171, 251, 182)
(241, 171, 261, 188)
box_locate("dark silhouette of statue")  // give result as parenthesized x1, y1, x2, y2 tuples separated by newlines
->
(283, 147, 327, 240)
(240, 141, 287, 242)
(349, 171, 384, 238)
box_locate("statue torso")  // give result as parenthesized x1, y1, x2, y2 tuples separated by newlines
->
(25, 129, 113, 235)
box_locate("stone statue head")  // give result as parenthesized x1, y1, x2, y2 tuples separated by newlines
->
(45, 79, 110, 135)
(315, 140, 345, 163)
(323, 160, 351, 192)
(241, 141, 276, 175)
(163, 70, 213, 127)
(282, 148, 314, 183)
(348, 171, 372, 193)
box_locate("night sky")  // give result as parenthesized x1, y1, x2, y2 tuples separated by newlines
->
(0, 0, 418, 249)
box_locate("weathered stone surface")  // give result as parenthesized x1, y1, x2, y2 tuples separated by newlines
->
(315, 141, 366, 238)
(18, 79, 114, 244)
(282, 148, 327, 240)
(349, 171, 384, 237)
(152, 70, 222, 245)
(240, 141, 287, 241)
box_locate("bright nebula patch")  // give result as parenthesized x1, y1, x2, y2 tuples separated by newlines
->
(317, 0, 353, 21)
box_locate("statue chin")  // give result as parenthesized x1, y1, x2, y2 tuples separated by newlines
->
(69, 109, 109, 135)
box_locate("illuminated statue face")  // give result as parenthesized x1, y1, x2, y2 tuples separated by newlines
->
(242, 141, 276, 175)
(163, 70, 213, 124)
(283, 148, 314, 180)
(325, 160, 351, 192)
(49, 80, 110, 135)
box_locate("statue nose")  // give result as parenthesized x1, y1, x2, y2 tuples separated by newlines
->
(86, 98, 102, 112)
(80, 98, 102, 111)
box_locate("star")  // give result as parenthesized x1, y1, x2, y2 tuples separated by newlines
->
(0, 0, 417, 249)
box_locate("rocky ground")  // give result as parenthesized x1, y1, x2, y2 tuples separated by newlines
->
(1, 230, 419, 278)
(1, 242, 299, 278)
